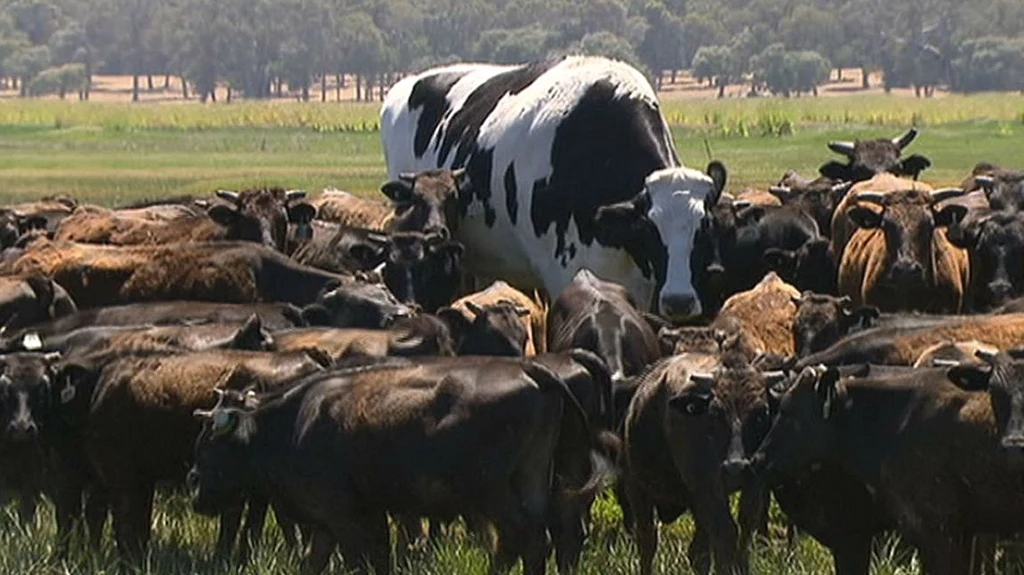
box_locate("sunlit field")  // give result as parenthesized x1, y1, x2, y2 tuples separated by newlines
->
(2, 92, 1024, 573)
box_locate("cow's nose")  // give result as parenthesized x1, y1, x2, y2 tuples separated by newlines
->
(722, 458, 750, 478)
(660, 293, 700, 319)
(706, 263, 725, 276)
(990, 281, 1014, 300)
(425, 226, 450, 241)
(6, 421, 37, 441)
(891, 261, 924, 280)
(186, 468, 201, 492)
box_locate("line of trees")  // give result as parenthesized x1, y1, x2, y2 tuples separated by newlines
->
(1, 0, 1022, 102)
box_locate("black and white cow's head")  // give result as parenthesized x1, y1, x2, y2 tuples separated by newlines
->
(595, 161, 727, 321)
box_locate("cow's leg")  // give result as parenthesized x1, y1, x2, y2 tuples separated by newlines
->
(239, 496, 270, 564)
(335, 510, 391, 575)
(688, 525, 711, 575)
(615, 479, 635, 537)
(970, 535, 997, 575)
(690, 492, 739, 575)
(912, 529, 966, 575)
(16, 483, 39, 527)
(52, 473, 85, 560)
(393, 513, 425, 559)
(85, 487, 109, 551)
(110, 481, 155, 564)
(626, 481, 658, 575)
(270, 501, 301, 550)
(300, 527, 335, 575)
(547, 487, 593, 575)
(214, 500, 244, 562)
(736, 486, 768, 572)
(831, 536, 873, 575)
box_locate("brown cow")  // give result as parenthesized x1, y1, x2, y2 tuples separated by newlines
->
(830, 172, 937, 261)
(53, 188, 314, 252)
(912, 340, 1000, 368)
(622, 350, 786, 575)
(50, 348, 327, 563)
(711, 272, 801, 357)
(837, 188, 969, 313)
(270, 315, 455, 362)
(0, 274, 77, 335)
(438, 280, 547, 356)
(1, 240, 413, 327)
(308, 188, 394, 230)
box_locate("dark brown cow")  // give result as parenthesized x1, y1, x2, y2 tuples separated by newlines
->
(962, 167, 1024, 211)
(0, 274, 77, 335)
(791, 293, 860, 358)
(2, 195, 79, 235)
(947, 209, 1024, 311)
(0, 352, 62, 526)
(838, 188, 969, 313)
(381, 231, 465, 313)
(1, 240, 413, 326)
(817, 128, 931, 184)
(768, 173, 853, 238)
(289, 221, 393, 272)
(379, 168, 469, 237)
(188, 357, 607, 575)
(439, 280, 547, 356)
(53, 188, 314, 252)
(622, 351, 785, 575)
(50, 348, 327, 563)
(749, 365, 1024, 575)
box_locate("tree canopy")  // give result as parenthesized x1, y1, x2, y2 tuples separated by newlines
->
(0, 0, 1021, 101)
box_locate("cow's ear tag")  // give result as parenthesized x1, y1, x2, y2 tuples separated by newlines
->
(60, 384, 76, 404)
(22, 333, 42, 351)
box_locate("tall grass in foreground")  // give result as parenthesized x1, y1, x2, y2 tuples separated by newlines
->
(0, 490, 923, 575)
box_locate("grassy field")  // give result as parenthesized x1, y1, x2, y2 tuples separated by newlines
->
(1, 94, 1023, 573)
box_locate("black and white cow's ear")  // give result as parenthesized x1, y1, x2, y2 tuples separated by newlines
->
(381, 179, 414, 204)
(594, 194, 646, 244)
(706, 161, 727, 206)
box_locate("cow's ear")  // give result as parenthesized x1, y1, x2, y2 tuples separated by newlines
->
(899, 154, 932, 180)
(208, 204, 239, 226)
(593, 194, 646, 247)
(819, 161, 851, 181)
(349, 243, 389, 270)
(945, 363, 992, 391)
(734, 205, 767, 226)
(668, 387, 713, 416)
(436, 306, 470, 348)
(933, 204, 969, 228)
(381, 179, 414, 204)
(846, 206, 883, 229)
(813, 367, 846, 419)
(300, 304, 331, 326)
(764, 248, 797, 278)
(706, 161, 727, 206)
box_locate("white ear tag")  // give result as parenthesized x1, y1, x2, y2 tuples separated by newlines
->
(60, 384, 76, 404)
(22, 333, 42, 351)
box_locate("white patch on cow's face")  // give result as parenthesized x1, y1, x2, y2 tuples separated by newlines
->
(645, 167, 715, 320)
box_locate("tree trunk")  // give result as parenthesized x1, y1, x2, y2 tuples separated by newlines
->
(813, 86, 818, 96)
(132, 73, 140, 102)
(209, 88, 216, 103)
(335, 74, 341, 101)
(914, 85, 921, 97)
(180, 76, 189, 99)
(671, 68, 678, 83)
(321, 73, 327, 102)
(147, 74, 154, 91)
(19, 76, 26, 97)
(302, 85, 309, 101)
(164, 74, 170, 89)
(861, 67, 870, 89)
(226, 85, 232, 103)
(836, 68, 842, 81)
(356, 74, 362, 102)
(58, 82, 66, 99)
(717, 81, 725, 99)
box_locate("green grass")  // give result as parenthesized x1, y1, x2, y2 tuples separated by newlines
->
(2, 94, 1024, 573)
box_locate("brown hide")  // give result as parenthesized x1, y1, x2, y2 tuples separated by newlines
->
(712, 272, 800, 356)
(450, 280, 547, 355)
(309, 189, 393, 231)
(830, 173, 935, 261)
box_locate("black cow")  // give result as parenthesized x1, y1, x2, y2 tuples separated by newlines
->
(209, 188, 315, 252)
(818, 128, 931, 182)
(769, 173, 853, 238)
(381, 231, 465, 313)
(0, 352, 62, 526)
(189, 358, 608, 575)
(947, 209, 1024, 311)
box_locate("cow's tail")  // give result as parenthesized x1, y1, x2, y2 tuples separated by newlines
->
(522, 361, 617, 498)
(565, 348, 617, 435)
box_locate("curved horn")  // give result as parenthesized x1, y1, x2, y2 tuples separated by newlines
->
(931, 358, 962, 367)
(465, 301, 485, 316)
(689, 372, 715, 386)
(855, 191, 887, 206)
(768, 185, 792, 196)
(827, 140, 856, 156)
(193, 408, 214, 419)
(398, 172, 416, 182)
(284, 189, 307, 201)
(892, 127, 918, 150)
(216, 190, 241, 204)
(929, 188, 965, 204)
(975, 348, 1000, 364)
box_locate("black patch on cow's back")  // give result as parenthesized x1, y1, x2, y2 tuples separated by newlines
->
(438, 60, 560, 168)
(504, 163, 519, 225)
(530, 79, 677, 262)
(408, 71, 471, 158)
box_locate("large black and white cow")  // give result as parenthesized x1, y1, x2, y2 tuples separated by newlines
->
(380, 56, 726, 321)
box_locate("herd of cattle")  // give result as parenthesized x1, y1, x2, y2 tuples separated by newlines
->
(2, 55, 1024, 575)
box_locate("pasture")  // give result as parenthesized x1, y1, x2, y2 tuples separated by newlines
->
(0, 93, 1022, 574)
